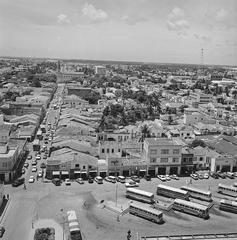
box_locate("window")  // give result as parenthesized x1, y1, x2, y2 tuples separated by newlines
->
(102, 148, 105, 153)
(160, 158, 168, 163)
(2, 162, 7, 168)
(173, 157, 179, 163)
(75, 164, 79, 168)
(150, 149, 157, 155)
(161, 149, 169, 154)
(173, 149, 180, 154)
(200, 157, 203, 161)
(150, 158, 156, 163)
(188, 157, 193, 162)
(89, 166, 92, 169)
(183, 158, 187, 163)
(112, 149, 114, 153)
(107, 148, 110, 153)
(83, 165, 85, 169)
(118, 149, 121, 152)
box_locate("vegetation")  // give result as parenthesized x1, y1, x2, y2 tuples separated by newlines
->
(34, 228, 55, 240)
(189, 139, 206, 148)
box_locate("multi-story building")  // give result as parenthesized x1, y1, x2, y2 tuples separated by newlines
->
(190, 89, 212, 104)
(181, 148, 194, 175)
(143, 138, 182, 176)
(95, 66, 106, 75)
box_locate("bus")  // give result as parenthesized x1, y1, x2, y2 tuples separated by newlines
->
(219, 199, 237, 214)
(94, 176, 103, 184)
(67, 210, 82, 240)
(157, 184, 189, 200)
(172, 199, 209, 219)
(180, 186, 212, 202)
(218, 184, 237, 197)
(32, 139, 40, 152)
(129, 202, 163, 224)
(126, 188, 155, 204)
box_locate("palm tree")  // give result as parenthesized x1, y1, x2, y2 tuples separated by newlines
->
(140, 124, 151, 142)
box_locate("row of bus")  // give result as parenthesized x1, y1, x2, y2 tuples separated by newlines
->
(67, 210, 82, 240)
(126, 183, 237, 223)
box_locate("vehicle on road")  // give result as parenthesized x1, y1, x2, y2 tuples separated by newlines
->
(27, 155, 32, 160)
(0, 226, 5, 238)
(117, 175, 126, 183)
(38, 170, 43, 178)
(219, 199, 237, 213)
(144, 174, 151, 181)
(95, 176, 103, 184)
(172, 198, 209, 219)
(157, 184, 189, 200)
(218, 184, 237, 197)
(76, 178, 84, 184)
(125, 180, 139, 188)
(190, 174, 198, 180)
(65, 178, 71, 185)
(203, 173, 209, 179)
(32, 161, 37, 166)
(129, 202, 163, 224)
(32, 167, 37, 172)
(126, 188, 154, 203)
(181, 186, 212, 202)
(52, 178, 61, 186)
(28, 176, 35, 183)
(157, 175, 166, 181)
(12, 178, 25, 187)
(21, 168, 25, 174)
(131, 175, 140, 183)
(24, 162, 29, 168)
(170, 174, 179, 180)
(43, 155, 47, 159)
(88, 177, 94, 184)
(36, 155, 41, 160)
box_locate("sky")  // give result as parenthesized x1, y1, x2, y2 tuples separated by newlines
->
(0, 0, 237, 65)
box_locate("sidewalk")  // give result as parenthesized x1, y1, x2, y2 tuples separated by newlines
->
(28, 219, 66, 240)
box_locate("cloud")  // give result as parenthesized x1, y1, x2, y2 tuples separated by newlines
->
(57, 14, 71, 24)
(215, 8, 228, 21)
(82, 3, 108, 22)
(194, 34, 211, 43)
(166, 7, 190, 34)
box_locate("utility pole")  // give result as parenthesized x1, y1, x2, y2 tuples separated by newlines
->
(115, 183, 118, 207)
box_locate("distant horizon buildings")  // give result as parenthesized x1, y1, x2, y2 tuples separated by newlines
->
(95, 65, 106, 75)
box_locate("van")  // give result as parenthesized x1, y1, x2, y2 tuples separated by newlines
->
(95, 176, 103, 184)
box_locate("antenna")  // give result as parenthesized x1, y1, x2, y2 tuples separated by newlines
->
(201, 48, 204, 73)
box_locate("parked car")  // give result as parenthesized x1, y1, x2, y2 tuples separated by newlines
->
(21, 168, 25, 174)
(125, 180, 139, 188)
(165, 175, 171, 181)
(170, 174, 179, 180)
(0, 226, 5, 238)
(157, 175, 166, 181)
(32, 167, 37, 172)
(27, 155, 32, 160)
(28, 176, 35, 183)
(226, 172, 235, 179)
(12, 178, 25, 187)
(197, 173, 204, 179)
(203, 173, 209, 179)
(95, 176, 103, 184)
(32, 161, 37, 166)
(144, 174, 151, 181)
(190, 174, 198, 180)
(210, 172, 219, 179)
(131, 175, 140, 183)
(76, 178, 84, 184)
(36, 155, 41, 160)
(65, 178, 71, 185)
(117, 176, 126, 183)
(106, 176, 116, 183)
(217, 171, 226, 179)
(52, 178, 61, 186)
(88, 177, 94, 184)
(43, 155, 47, 160)
(38, 170, 43, 178)
(24, 162, 29, 168)
(40, 163, 46, 168)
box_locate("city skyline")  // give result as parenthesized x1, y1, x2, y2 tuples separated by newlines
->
(0, 0, 237, 66)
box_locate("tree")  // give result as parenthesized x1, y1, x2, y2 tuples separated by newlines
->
(140, 124, 151, 142)
(31, 77, 41, 87)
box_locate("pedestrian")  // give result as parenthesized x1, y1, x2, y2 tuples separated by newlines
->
(7, 194, 9, 200)
(24, 183, 26, 190)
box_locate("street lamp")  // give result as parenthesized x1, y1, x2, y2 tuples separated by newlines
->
(60, 208, 65, 240)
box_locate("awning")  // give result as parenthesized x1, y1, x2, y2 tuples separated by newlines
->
(74, 171, 81, 174)
(61, 171, 69, 175)
(89, 170, 97, 173)
(52, 171, 60, 175)
(139, 169, 146, 172)
(80, 171, 87, 174)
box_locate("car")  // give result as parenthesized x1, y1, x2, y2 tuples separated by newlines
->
(38, 171, 43, 178)
(28, 176, 35, 183)
(165, 175, 171, 181)
(131, 175, 140, 183)
(43, 155, 47, 159)
(217, 171, 226, 179)
(21, 168, 25, 174)
(24, 162, 29, 168)
(197, 173, 204, 179)
(170, 174, 179, 180)
(27, 155, 32, 160)
(36, 155, 41, 160)
(44, 141, 48, 144)
(233, 172, 237, 178)
(0, 226, 5, 238)
(52, 178, 61, 186)
(125, 180, 139, 188)
(12, 178, 25, 187)
(226, 172, 235, 179)
(76, 178, 84, 184)
(65, 178, 71, 185)
(32, 161, 37, 166)
(104, 177, 111, 182)
(144, 174, 151, 181)
(88, 177, 94, 184)
(157, 175, 166, 181)
(40, 163, 46, 168)
(203, 173, 209, 179)
(210, 172, 219, 179)
(32, 167, 37, 172)
(190, 174, 198, 180)
(95, 176, 103, 184)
